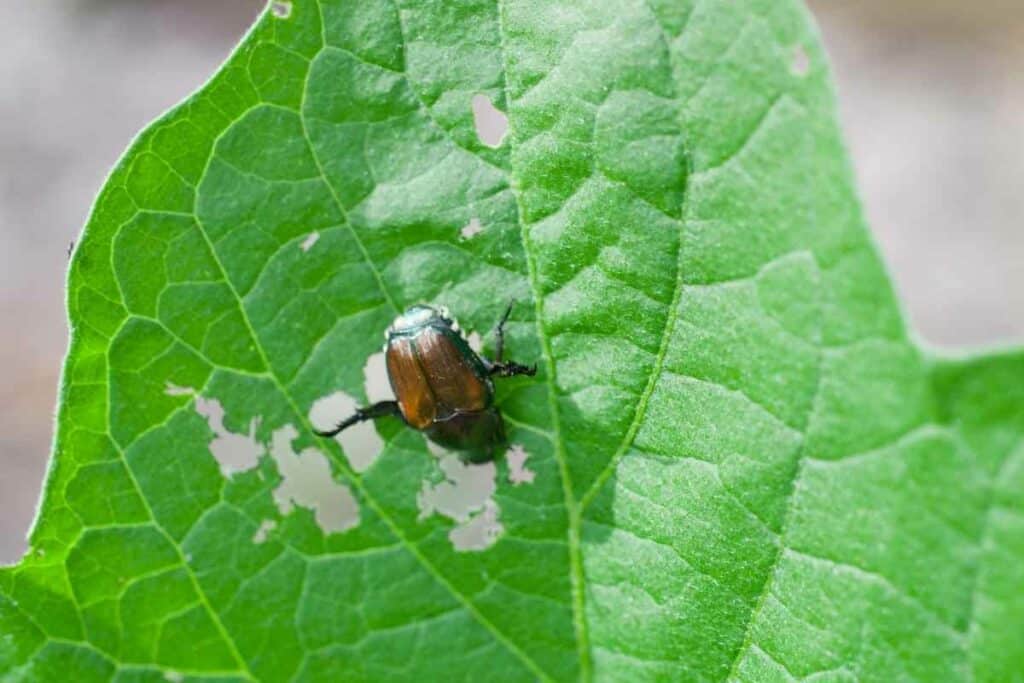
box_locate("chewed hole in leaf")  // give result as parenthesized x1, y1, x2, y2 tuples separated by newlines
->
(252, 519, 276, 544)
(164, 382, 195, 397)
(448, 500, 502, 552)
(418, 455, 497, 523)
(363, 350, 393, 403)
(193, 396, 262, 476)
(506, 444, 536, 485)
(460, 217, 483, 240)
(309, 391, 384, 472)
(300, 231, 320, 252)
(471, 94, 508, 147)
(270, 425, 360, 534)
(309, 351, 392, 471)
(270, 1, 292, 19)
(418, 453, 504, 551)
(188, 389, 361, 536)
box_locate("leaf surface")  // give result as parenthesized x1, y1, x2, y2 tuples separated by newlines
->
(2, 1, 1023, 681)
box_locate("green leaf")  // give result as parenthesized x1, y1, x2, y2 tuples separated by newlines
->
(3, 0, 1022, 680)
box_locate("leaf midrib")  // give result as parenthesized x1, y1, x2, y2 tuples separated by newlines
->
(488, 14, 594, 683)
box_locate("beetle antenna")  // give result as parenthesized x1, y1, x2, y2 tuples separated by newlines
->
(493, 300, 515, 363)
(499, 299, 515, 325)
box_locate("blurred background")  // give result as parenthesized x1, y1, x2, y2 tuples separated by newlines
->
(1, 0, 1022, 562)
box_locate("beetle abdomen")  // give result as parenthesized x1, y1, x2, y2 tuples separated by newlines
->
(425, 408, 505, 459)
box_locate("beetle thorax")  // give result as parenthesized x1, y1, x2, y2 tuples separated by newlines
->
(387, 304, 460, 338)
(389, 306, 436, 333)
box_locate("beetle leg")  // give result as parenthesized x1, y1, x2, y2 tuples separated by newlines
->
(314, 400, 401, 437)
(493, 300, 515, 363)
(488, 360, 537, 378)
(488, 301, 535, 378)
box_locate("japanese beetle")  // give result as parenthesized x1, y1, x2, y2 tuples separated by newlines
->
(315, 302, 536, 461)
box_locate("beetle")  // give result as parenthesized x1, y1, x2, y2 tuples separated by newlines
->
(315, 302, 536, 461)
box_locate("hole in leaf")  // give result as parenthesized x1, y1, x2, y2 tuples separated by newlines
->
(193, 396, 262, 476)
(309, 391, 384, 473)
(270, 1, 292, 19)
(418, 455, 497, 523)
(191, 392, 361, 536)
(471, 94, 508, 148)
(448, 500, 502, 551)
(252, 519, 276, 544)
(460, 217, 483, 240)
(300, 231, 319, 252)
(363, 350, 393, 403)
(309, 350, 391, 471)
(269, 425, 360, 534)
(418, 454, 504, 551)
(164, 382, 195, 397)
(506, 444, 536, 485)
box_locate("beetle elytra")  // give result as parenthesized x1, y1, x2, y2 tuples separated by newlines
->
(315, 302, 535, 461)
